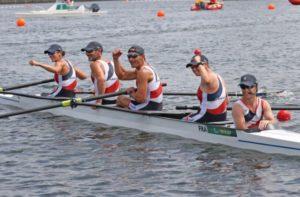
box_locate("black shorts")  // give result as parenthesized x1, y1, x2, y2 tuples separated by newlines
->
(195, 112, 227, 123)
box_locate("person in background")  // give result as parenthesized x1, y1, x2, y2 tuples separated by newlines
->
(29, 44, 87, 97)
(183, 49, 228, 123)
(112, 45, 163, 111)
(232, 74, 276, 130)
(81, 41, 120, 104)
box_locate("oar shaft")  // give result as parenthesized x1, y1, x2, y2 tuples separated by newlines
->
(0, 103, 62, 119)
(165, 92, 267, 97)
(1, 79, 54, 92)
(83, 91, 127, 102)
(176, 105, 300, 111)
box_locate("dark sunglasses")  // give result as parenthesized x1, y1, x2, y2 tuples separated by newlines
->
(190, 62, 204, 68)
(127, 54, 138, 59)
(85, 49, 95, 53)
(240, 84, 255, 89)
(47, 52, 56, 56)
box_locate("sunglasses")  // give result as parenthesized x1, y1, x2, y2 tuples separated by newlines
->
(127, 54, 138, 59)
(240, 84, 255, 89)
(190, 62, 204, 69)
(47, 52, 56, 56)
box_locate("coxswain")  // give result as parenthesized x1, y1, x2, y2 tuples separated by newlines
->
(183, 50, 228, 123)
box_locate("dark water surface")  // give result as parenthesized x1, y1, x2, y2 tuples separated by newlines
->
(0, 0, 300, 196)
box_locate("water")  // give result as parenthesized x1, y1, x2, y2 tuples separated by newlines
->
(0, 0, 300, 196)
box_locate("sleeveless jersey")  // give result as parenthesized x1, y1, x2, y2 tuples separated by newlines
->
(235, 98, 265, 128)
(129, 66, 163, 111)
(187, 75, 227, 122)
(51, 59, 77, 97)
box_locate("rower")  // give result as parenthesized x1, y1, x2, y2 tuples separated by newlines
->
(81, 41, 120, 104)
(182, 49, 228, 123)
(29, 44, 87, 97)
(112, 45, 163, 111)
(231, 74, 276, 130)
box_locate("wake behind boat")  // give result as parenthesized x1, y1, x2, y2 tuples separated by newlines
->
(15, 0, 106, 16)
(0, 92, 300, 157)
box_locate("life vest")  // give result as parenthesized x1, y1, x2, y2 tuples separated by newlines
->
(129, 65, 163, 111)
(91, 60, 120, 96)
(236, 98, 266, 128)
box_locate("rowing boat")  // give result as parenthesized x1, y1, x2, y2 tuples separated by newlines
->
(0, 93, 300, 157)
(15, 0, 106, 16)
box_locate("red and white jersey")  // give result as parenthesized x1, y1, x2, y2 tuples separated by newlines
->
(91, 60, 120, 96)
(129, 65, 163, 111)
(52, 59, 77, 96)
(235, 98, 265, 128)
(187, 75, 227, 122)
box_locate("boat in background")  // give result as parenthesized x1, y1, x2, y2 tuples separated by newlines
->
(289, 0, 300, 5)
(191, 0, 223, 11)
(16, 0, 106, 16)
(0, 93, 300, 157)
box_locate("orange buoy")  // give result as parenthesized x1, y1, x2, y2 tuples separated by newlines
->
(277, 110, 291, 121)
(157, 10, 165, 17)
(194, 48, 202, 56)
(268, 4, 275, 10)
(16, 18, 26, 27)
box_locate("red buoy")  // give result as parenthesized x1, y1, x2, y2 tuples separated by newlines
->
(157, 10, 165, 17)
(194, 48, 201, 55)
(289, 0, 300, 5)
(268, 4, 275, 10)
(16, 18, 26, 27)
(277, 110, 291, 121)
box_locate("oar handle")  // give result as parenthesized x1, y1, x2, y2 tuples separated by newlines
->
(1, 79, 55, 92)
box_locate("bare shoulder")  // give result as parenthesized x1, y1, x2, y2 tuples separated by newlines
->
(232, 101, 243, 112)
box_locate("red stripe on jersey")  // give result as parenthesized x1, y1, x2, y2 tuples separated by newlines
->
(207, 100, 227, 115)
(150, 84, 163, 98)
(105, 80, 120, 93)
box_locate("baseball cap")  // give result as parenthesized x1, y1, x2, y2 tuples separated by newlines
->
(81, 41, 103, 52)
(128, 45, 145, 56)
(239, 74, 257, 87)
(186, 55, 209, 68)
(44, 44, 63, 54)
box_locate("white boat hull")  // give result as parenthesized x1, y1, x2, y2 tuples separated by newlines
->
(16, 4, 106, 16)
(1, 93, 300, 156)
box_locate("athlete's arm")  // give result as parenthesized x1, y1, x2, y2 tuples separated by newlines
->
(90, 61, 106, 104)
(112, 48, 137, 80)
(259, 101, 276, 130)
(129, 69, 151, 103)
(29, 60, 63, 74)
(232, 103, 248, 130)
(74, 66, 87, 80)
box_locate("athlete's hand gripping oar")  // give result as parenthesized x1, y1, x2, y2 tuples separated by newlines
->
(0, 79, 54, 92)
(0, 90, 127, 119)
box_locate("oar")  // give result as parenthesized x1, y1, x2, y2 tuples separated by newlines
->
(0, 79, 55, 92)
(176, 105, 300, 111)
(0, 91, 69, 101)
(164, 91, 285, 97)
(75, 82, 168, 94)
(0, 90, 127, 119)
